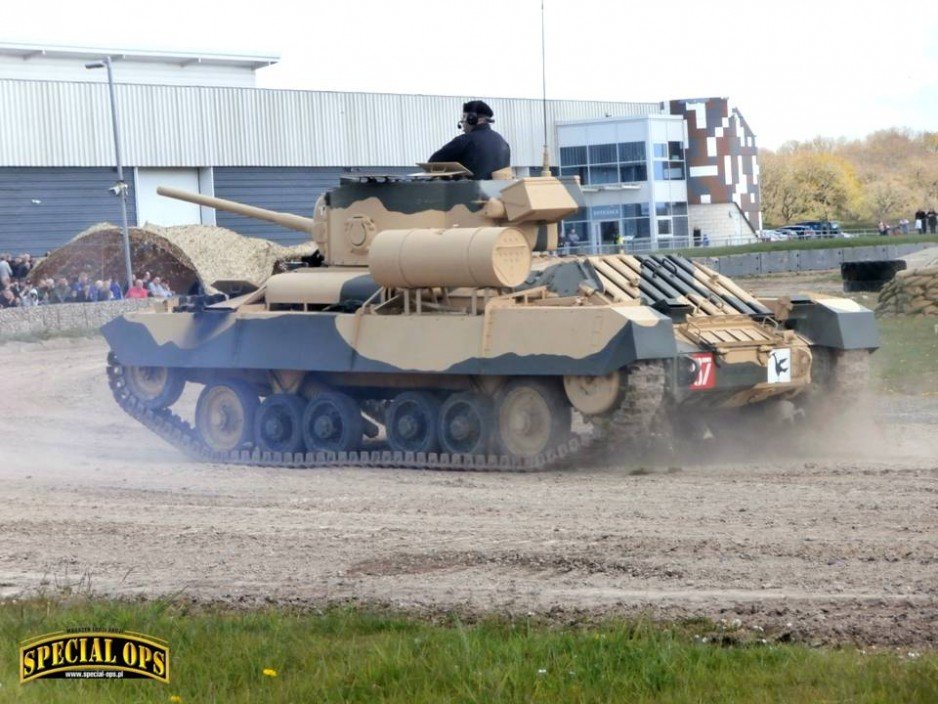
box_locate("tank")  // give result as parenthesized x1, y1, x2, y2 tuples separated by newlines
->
(101, 168, 880, 469)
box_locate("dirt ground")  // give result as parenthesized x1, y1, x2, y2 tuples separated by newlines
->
(1, 271, 935, 647)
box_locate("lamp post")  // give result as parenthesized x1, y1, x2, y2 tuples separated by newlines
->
(85, 56, 134, 290)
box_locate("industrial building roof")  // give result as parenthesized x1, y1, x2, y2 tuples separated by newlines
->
(0, 41, 279, 71)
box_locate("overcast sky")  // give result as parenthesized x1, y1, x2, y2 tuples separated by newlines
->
(5, 0, 936, 149)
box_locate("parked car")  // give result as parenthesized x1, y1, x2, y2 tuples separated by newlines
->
(796, 220, 842, 238)
(779, 224, 818, 240)
(759, 229, 791, 242)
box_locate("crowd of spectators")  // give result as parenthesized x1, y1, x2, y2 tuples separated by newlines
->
(0, 253, 175, 309)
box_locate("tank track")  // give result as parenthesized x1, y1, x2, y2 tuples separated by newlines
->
(805, 348, 871, 413)
(579, 361, 670, 458)
(106, 354, 669, 472)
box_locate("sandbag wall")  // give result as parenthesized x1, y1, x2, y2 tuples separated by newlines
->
(876, 267, 938, 316)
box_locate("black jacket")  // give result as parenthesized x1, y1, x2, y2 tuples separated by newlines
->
(429, 124, 510, 180)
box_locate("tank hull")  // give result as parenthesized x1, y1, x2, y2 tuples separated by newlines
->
(102, 303, 677, 377)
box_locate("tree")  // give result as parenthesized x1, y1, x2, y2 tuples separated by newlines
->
(790, 153, 860, 221)
(759, 151, 859, 225)
(759, 151, 803, 225)
(865, 178, 912, 221)
(758, 128, 936, 226)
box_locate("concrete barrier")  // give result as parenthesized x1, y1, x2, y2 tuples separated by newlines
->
(0, 299, 155, 339)
(697, 242, 934, 277)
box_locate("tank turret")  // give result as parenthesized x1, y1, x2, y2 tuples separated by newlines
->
(158, 171, 581, 280)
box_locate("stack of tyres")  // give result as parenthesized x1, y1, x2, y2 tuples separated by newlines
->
(840, 260, 906, 292)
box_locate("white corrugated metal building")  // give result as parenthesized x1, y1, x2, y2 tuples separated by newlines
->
(0, 42, 757, 254)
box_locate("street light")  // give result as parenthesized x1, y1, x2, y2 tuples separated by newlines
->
(85, 56, 133, 290)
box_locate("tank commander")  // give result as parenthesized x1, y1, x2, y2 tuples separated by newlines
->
(428, 100, 511, 180)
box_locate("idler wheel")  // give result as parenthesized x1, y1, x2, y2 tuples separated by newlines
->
(438, 392, 493, 456)
(254, 393, 307, 454)
(495, 379, 571, 459)
(386, 391, 441, 453)
(123, 365, 184, 410)
(195, 380, 259, 452)
(302, 392, 363, 453)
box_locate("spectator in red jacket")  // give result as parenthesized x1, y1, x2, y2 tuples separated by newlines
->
(126, 279, 149, 299)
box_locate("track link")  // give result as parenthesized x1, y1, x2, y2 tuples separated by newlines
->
(581, 360, 670, 457)
(106, 354, 669, 472)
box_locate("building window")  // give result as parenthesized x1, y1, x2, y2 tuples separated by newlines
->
(588, 143, 617, 164)
(617, 141, 646, 183)
(619, 142, 645, 162)
(623, 202, 651, 239)
(559, 140, 649, 185)
(589, 165, 619, 184)
(655, 202, 689, 239)
(561, 221, 589, 246)
(622, 218, 651, 238)
(560, 146, 587, 166)
(653, 141, 685, 181)
(673, 216, 689, 238)
(560, 208, 589, 248)
(654, 161, 685, 180)
(619, 163, 647, 182)
(599, 221, 621, 245)
(560, 166, 588, 182)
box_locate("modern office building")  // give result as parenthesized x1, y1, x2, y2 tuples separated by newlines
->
(0, 42, 760, 255)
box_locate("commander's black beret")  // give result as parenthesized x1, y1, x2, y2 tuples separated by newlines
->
(462, 100, 494, 118)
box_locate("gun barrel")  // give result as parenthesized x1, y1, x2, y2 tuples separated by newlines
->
(157, 186, 316, 234)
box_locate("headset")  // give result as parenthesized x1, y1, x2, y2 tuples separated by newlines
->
(458, 112, 494, 130)
(458, 112, 478, 130)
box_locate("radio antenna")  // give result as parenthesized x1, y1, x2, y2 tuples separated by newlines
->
(540, 0, 550, 175)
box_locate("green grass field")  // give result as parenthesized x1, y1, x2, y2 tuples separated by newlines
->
(1, 598, 935, 703)
(871, 316, 938, 394)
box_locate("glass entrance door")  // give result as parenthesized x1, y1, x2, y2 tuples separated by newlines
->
(598, 220, 621, 252)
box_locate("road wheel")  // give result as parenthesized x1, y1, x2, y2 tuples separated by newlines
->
(254, 394, 307, 454)
(386, 391, 441, 453)
(438, 392, 494, 456)
(302, 392, 363, 453)
(495, 379, 571, 459)
(123, 365, 184, 409)
(195, 380, 258, 452)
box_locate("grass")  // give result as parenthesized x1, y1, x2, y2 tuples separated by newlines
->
(679, 233, 938, 258)
(871, 315, 938, 394)
(0, 597, 935, 704)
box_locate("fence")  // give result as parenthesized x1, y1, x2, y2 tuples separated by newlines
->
(0, 299, 154, 339)
(560, 230, 930, 258)
(697, 243, 934, 277)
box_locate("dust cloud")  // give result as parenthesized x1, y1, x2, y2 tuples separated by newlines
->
(0, 335, 935, 648)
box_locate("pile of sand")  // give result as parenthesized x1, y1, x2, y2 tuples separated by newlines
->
(29, 223, 318, 294)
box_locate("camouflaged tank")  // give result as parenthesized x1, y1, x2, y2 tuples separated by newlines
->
(102, 164, 880, 470)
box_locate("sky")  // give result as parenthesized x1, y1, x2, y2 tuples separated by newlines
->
(4, 0, 936, 149)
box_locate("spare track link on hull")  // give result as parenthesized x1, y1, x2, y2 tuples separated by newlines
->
(105, 354, 668, 472)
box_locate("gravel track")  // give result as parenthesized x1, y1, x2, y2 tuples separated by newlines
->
(0, 322, 935, 647)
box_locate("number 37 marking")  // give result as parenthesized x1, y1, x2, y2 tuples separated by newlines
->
(690, 353, 715, 390)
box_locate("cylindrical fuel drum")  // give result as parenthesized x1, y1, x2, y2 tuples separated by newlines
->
(368, 227, 532, 289)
